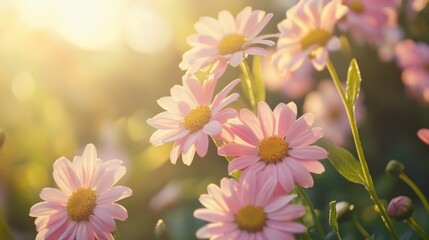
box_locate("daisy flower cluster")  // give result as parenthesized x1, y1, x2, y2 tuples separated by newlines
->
(146, 0, 429, 239)
(27, 0, 429, 239)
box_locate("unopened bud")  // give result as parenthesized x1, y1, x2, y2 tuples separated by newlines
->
(335, 201, 354, 222)
(387, 196, 414, 220)
(385, 160, 404, 177)
(154, 219, 171, 240)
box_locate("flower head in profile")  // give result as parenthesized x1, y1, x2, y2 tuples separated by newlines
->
(179, 7, 276, 78)
(395, 39, 429, 102)
(194, 173, 306, 239)
(303, 80, 365, 146)
(147, 74, 240, 165)
(29, 144, 132, 240)
(339, 0, 399, 46)
(219, 101, 327, 192)
(273, 0, 348, 72)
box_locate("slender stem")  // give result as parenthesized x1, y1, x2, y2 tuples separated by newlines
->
(325, 59, 398, 240)
(399, 173, 429, 212)
(296, 186, 325, 238)
(112, 230, 121, 240)
(352, 213, 373, 240)
(239, 60, 257, 112)
(406, 217, 429, 239)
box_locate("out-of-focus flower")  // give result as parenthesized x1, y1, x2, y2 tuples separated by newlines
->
(261, 49, 314, 99)
(410, 0, 428, 12)
(377, 25, 403, 62)
(179, 7, 276, 78)
(29, 144, 132, 240)
(395, 39, 429, 102)
(218, 101, 327, 192)
(147, 74, 240, 165)
(417, 128, 429, 145)
(303, 80, 366, 146)
(387, 196, 414, 220)
(149, 181, 181, 211)
(339, 0, 399, 46)
(194, 173, 306, 239)
(273, 0, 348, 72)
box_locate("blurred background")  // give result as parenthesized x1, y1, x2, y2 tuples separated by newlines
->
(0, 0, 428, 239)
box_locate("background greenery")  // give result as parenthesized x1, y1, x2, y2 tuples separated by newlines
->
(0, 0, 428, 239)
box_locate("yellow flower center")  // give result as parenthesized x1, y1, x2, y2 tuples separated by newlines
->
(67, 188, 97, 222)
(349, 0, 365, 13)
(258, 136, 289, 164)
(300, 29, 332, 50)
(218, 34, 247, 55)
(184, 106, 211, 133)
(235, 205, 266, 232)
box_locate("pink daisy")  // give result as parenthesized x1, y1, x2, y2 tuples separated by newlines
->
(417, 128, 429, 145)
(179, 6, 276, 78)
(303, 80, 366, 146)
(395, 39, 429, 102)
(261, 49, 314, 99)
(218, 101, 327, 192)
(194, 173, 306, 239)
(339, 0, 399, 46)
(29, 144, 132, 240)
(147, 74, 240, 165)
(273, 0, 348, 72)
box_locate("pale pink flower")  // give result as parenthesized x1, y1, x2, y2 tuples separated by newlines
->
(273, 0, 348, 72)
(147, 74, 240, 165)
(261, 49, 314, 99)
(29, 144, 132, 240)
(218, 101, 327, 192)
(410, 0, 428, 12)
(194, 173, 306, 239)
(303, 80, 366, 146)
(395, 39, 429, 102)
(339, 0, 399, 46)
(417, 128, 429, 145)
(179, 6, 276, 78)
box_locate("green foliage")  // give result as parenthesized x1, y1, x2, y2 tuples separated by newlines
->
(252, 56, 266, 103)
(329, 201, 341, 240)
(317, 141, 366, 186)
(346, 58, 362, 107)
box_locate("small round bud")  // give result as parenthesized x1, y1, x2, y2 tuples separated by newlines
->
(154, 219, 171, 240)
(385, 160, 404, 177)
(335, 201, 354, 222)
(387, 196, 414, 220)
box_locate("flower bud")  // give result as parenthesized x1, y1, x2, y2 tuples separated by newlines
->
(387, 196, 414, 220)
(335, 201, 354, 222)
(385, 160, 404, 177)
(154, 219, 171, 240)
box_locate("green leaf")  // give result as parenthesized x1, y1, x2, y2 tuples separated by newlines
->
(317, 141, 366, 186)
(329, 201, 340, 239)
(252, 56, 266, 103)
(346, 58, 362, 106)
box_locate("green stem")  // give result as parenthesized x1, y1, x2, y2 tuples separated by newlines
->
(296, 186, 325, 238)
(399, 173, 429, 213)
(239, 60, 257, 112)
(406, 217, 429, 239)
(352, 213, 373, 240)
(112, 230, 121, 240)
(326, 59, 398, 240)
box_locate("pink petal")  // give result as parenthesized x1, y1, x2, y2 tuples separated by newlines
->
(263, 228, 292, 240)
(227, 124, 259, 146)
(257, 101, 275, 137)
(81, 144, 97, 188)
(76, 222, 95, 240)
(417, 128, 429, 145)
(196, 222, 238, 239)
(255, 177, 277, 206)
(39, 188, 67, 203)
(229, 52, 244, 67)
(98, 186, 132, 204)
(286, 158, 313, 188)
(276, 102, 297, 137)
(228, 155, 260, 174)
(276, 162, 295, 192)
(300, 160, 325, 174)
(288, 146, 327, 160)
(266, 220, 306, 233)
(218, 143, 257, 156)
(239, 108, 263, 139)
(182, 145, 196, 165)
(265, 195, 296, 213)
(89, 212, 115, 233)
(30, 201, 65, 217)
(100, 203, 129, 221)
(286, 113, 314, 142)
(289, 127, 324, 148)
(194, 208, 234, 222)
(93, 165, 126, 195)
(53, 157, 80, 196)
(195, 132, 209, 157)
(203, 120, 222, 136)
